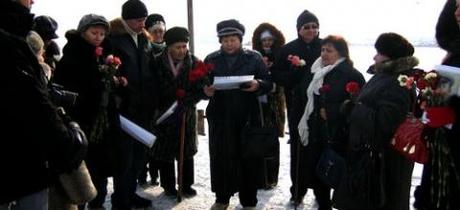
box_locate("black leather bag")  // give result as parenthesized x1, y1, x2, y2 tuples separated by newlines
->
(316, 147, 346, 188)
(240, 100, 279, 159)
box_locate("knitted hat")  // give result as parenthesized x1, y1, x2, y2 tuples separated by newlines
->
(296, 10, 319, 31)
(260, 30, 274, 40)
(216, 19, 245, 41)
(77, 14, 109, 33)
(375, 32, 414, 60)
(145, 13, 165, 30)
(122, 0, 148, 20)
(32, 15, 58, 40)
(164, 27, 190, 46)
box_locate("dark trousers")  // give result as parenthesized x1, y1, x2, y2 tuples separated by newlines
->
(138, 158, 159, 184)
(215, 159, 258, 207)
(112, 133, 148, 210)
(159, 157, 194, 191)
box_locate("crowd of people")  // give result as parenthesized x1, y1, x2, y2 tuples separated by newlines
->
(1, 0, 459, 210)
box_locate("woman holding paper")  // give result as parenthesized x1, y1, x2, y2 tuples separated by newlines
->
(203, 19, 273, 210)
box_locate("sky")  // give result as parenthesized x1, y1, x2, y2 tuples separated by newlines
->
(32, 0, 446, 57)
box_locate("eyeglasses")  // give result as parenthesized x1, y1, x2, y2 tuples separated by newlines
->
(302, 24, 319, 30)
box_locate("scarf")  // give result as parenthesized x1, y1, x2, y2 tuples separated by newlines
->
(298, 57, 345, 146)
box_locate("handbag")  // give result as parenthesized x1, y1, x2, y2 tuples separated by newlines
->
(391, 114, 428, 164)
(58, 160, 97, 205)
(240, 99, 279, 159)
(316, 147, 346, 189)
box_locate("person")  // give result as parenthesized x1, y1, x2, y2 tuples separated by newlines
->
(26, 30, 52, 82)
(296, 35, 365, 210)
(138, 13, 167, 188)
(270, 9, 322, 205)
(0, 0, 86, 209)
(203, 19, 272, 210)
(251, 22, 286, 189)
(334, 32, 417, 210)
(52, 14, 120, 210)
(149, 26, 201, 198)
(108, 0, 154, 209)
(413, 0, 460, 209)
(32, 15, 61, 73)
(145, 13, 166, 56)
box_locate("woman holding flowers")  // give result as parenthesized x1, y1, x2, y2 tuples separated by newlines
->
(296, 35, 365, 210)
(149, 27, 205, 198)
(334, 33, 418, 210)
(53, 14, 122, 210)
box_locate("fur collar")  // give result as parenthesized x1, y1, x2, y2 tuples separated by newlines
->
(374, 56, 419, 74)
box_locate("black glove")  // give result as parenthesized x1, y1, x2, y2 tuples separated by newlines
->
(67, 121, 88, 170)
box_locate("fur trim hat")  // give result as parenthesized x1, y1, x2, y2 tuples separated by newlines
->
(296, 10, 319, 31)
(216, 19, 245, 41)
(145, 13, 165, 30)
(122, 0, 148, 20)
(375, 32, 414, 60)
(77, 14, 109, 33)
(164, 27, 190, 46)
(33, 15, 58, 40)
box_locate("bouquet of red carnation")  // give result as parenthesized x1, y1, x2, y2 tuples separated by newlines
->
(188, 60, 213, 85)
(287, 54, 306, 68)
(340, 81, 361, 115)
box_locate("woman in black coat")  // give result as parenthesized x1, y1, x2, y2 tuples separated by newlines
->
(53, 14, 120, 209)
(203, 19, 272, 210)
(149, 27, 201, 197)
(334, 33, 417, 210)
(296, 35, 365, 210)
(414, 0, 460, 209)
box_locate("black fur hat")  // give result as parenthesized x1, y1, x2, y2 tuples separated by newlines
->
(122, 0, 148, 20)
(375, 32, 414, 60)
(33, 15, 58, 40)
(164, 27, 190, 46)
(216, 19, 245, 41)
(436, 0, 460, 53)
(296, 10, 319, 31)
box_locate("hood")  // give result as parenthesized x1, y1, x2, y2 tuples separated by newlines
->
(251, 22, 285, 51)
(374, 56, 419, 75)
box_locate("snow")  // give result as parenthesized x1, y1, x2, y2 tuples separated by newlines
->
(100, 101, 423, 210)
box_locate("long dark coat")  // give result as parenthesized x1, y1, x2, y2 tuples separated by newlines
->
(204, 48, 272, 195)
(53, 31, 118, 176)
(335, 57, 418, 210)
(149, 50, 201, 161)
(304, 61, 365, 187)
(0, 1, 82, 203)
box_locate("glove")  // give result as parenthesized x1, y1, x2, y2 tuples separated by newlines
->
(66, 121, 88, 171)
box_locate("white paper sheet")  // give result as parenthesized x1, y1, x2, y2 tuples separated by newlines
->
(213, 75, 254, 90)
(119, 115, 156, 148)
(434, 64, 460, 97)
(155, 101, 178, 125)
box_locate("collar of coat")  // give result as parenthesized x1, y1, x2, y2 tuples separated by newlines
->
(109, 18, 132, 36)
(374, 56, 419, 74)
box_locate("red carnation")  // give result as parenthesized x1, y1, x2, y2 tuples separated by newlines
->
(95, 46, 103, 57)
(176, 88, 186, 99)
(345, 81, 360, 96)
(189, 61, 213, 82)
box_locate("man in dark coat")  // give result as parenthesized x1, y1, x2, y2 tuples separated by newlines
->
(271, 9, 322, 205)
(203, 19, 272, 210)
(108, 0, 154, 209)
(0, 0, 85, 208)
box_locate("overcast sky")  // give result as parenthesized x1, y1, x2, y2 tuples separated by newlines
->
(32, 0, 446, 58)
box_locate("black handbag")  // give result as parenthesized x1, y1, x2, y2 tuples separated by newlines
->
(316, 146, 345, 189)
(240, 99, 279, 159)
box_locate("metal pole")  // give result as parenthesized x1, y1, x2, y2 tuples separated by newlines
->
(187, 0, 194, 54)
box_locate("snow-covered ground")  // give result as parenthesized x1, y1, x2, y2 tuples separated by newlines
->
(101, 101, 423, 210)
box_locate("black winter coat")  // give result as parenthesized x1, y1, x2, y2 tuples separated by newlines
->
(149, 51, 201, 161)
(53, 31, 118, 176)
(0, 1, 82, 203)
(204, 48, 272, 195)
(335, 57, 418, 210)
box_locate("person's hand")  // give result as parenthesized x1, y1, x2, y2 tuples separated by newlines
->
(320, 107, 327, 121)
(203, 85, 215, 97)
(240, 79, 259, 92)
